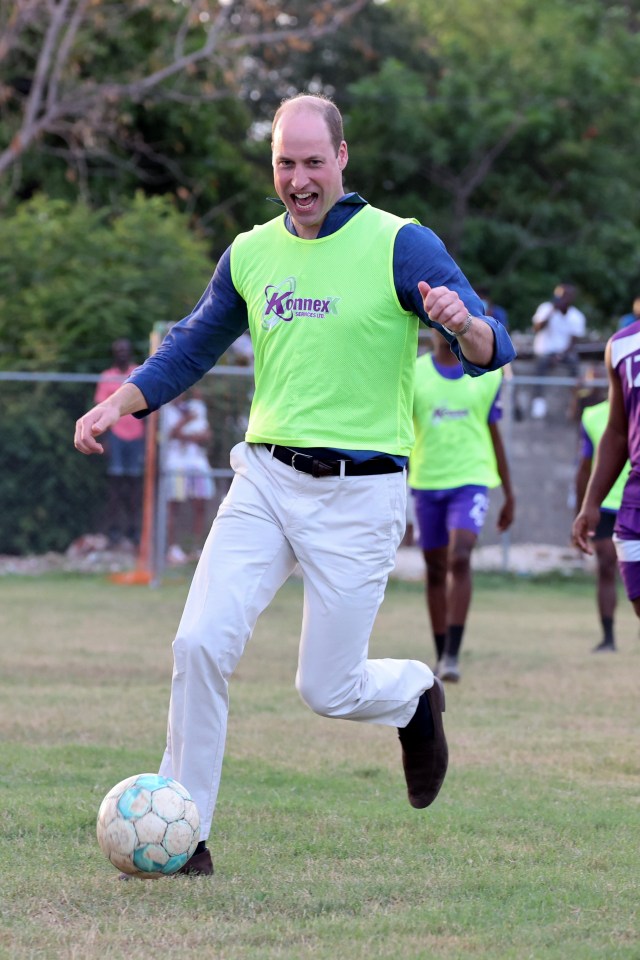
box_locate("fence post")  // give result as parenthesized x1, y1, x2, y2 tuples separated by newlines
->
(109, 322, 165, 587)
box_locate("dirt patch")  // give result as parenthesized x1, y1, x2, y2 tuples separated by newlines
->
(0, 538, 595, 579)
(392, 543, 594, 581)
(0, 534, 138, 576)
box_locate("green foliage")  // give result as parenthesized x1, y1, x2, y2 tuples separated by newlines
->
(5, 0, 640, 330)
(346, 0, 640, 330)
(0, 2, 280, 249)
(0, 382, 107, 554)
(0, 192, 214, 553)
(0, 192, 213, 371)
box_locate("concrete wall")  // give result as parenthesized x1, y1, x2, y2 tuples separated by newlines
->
(481, 362, 602, 548)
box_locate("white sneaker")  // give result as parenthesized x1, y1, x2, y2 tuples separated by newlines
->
(531, 396, 547, 419)
(167, 544, 188, 565)
(436, 655, 461, 683)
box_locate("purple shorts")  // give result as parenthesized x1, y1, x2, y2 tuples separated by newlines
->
(411, 485, 490, 551)
(613, 503, 640, 600)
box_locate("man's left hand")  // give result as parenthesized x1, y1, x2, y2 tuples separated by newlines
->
(418, 281, 471, 334)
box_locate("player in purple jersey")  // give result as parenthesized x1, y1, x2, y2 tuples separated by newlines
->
(573, 320, 640, 616)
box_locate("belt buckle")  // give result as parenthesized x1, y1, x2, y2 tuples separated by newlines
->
(289, 450, 335, 478)
(290, 451, 311, 474)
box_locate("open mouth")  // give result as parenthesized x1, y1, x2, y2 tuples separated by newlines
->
(292, 192, 318, 211)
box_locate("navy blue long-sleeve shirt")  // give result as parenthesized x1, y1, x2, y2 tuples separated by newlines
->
(128, 194, 515, 462)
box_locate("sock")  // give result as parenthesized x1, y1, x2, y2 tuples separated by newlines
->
(445, 624, 465, 658)
(434, 633, 446, 659)
(195, 840, 207, 854)
(601, 616, 615, 645)
(399, 688, 434, 741)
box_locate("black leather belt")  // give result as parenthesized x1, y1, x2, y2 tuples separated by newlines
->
(266, 444, 404, 478)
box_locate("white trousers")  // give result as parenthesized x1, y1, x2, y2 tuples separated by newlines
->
(159, 442, 434, 838)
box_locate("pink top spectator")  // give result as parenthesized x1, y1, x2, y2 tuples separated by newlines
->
(94, 364, 145, 441)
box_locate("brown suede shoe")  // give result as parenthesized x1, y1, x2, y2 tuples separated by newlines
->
(398, 678, 448, 809)
(176, 846, 214, 876)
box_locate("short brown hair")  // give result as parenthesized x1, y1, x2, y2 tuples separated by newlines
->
(272, 94, 344, 155)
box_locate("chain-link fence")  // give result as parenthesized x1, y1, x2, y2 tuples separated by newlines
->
(0, 362, 608, 577)
(0, 367, 251, 565)
(484, 368, 607, 555)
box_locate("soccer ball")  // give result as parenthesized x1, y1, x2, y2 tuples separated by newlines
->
(96, 773, 200, 879)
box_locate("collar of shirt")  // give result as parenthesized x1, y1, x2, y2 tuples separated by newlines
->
(265, 192, 367, 237)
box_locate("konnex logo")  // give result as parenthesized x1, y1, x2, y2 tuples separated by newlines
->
(261, 276, 340, 330)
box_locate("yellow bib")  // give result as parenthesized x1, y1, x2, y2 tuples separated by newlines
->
(230, 206, 419, 454)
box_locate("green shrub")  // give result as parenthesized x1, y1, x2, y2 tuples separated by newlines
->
(0, 382, 107, 554)
(0, 193, 214, 553)
(0, 193, 213, 371)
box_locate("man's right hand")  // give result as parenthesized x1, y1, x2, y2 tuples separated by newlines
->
(74, 403, 121, 455)
(74, 382, 147, 455)
(571, 505, 600, 555)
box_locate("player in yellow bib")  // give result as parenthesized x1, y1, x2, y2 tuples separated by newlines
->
(410, 330, 515, 681)
(75, 94, 515, 874)
(575, 399, 631, 652)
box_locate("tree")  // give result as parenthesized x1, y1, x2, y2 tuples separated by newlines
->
(345, 0, 640, 328)
(0, 0, 370, 235)
(0, 190, 222, 554)
(232, 0, 425, 120)
(0, 192, 214, 370)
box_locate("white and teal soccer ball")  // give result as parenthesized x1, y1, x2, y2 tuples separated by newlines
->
(96, 773, 200, 878)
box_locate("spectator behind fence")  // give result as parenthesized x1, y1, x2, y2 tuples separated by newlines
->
(617, 296, 640, 330)
(94, 338, 145, 547)
(530, 283, 587, 420)
(164, 389, 216, 565)
(575, 398, 631, 653)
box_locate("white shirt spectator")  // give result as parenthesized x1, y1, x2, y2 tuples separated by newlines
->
(163, 397, 215, 492)
(532, 302, 586, 357)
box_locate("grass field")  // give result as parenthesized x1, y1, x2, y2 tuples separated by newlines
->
(0, 570, 638, 960)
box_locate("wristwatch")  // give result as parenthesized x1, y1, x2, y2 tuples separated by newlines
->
(442, 313, 474, 338)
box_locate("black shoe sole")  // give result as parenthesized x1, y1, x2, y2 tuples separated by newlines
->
(401, 678, 448, 809)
